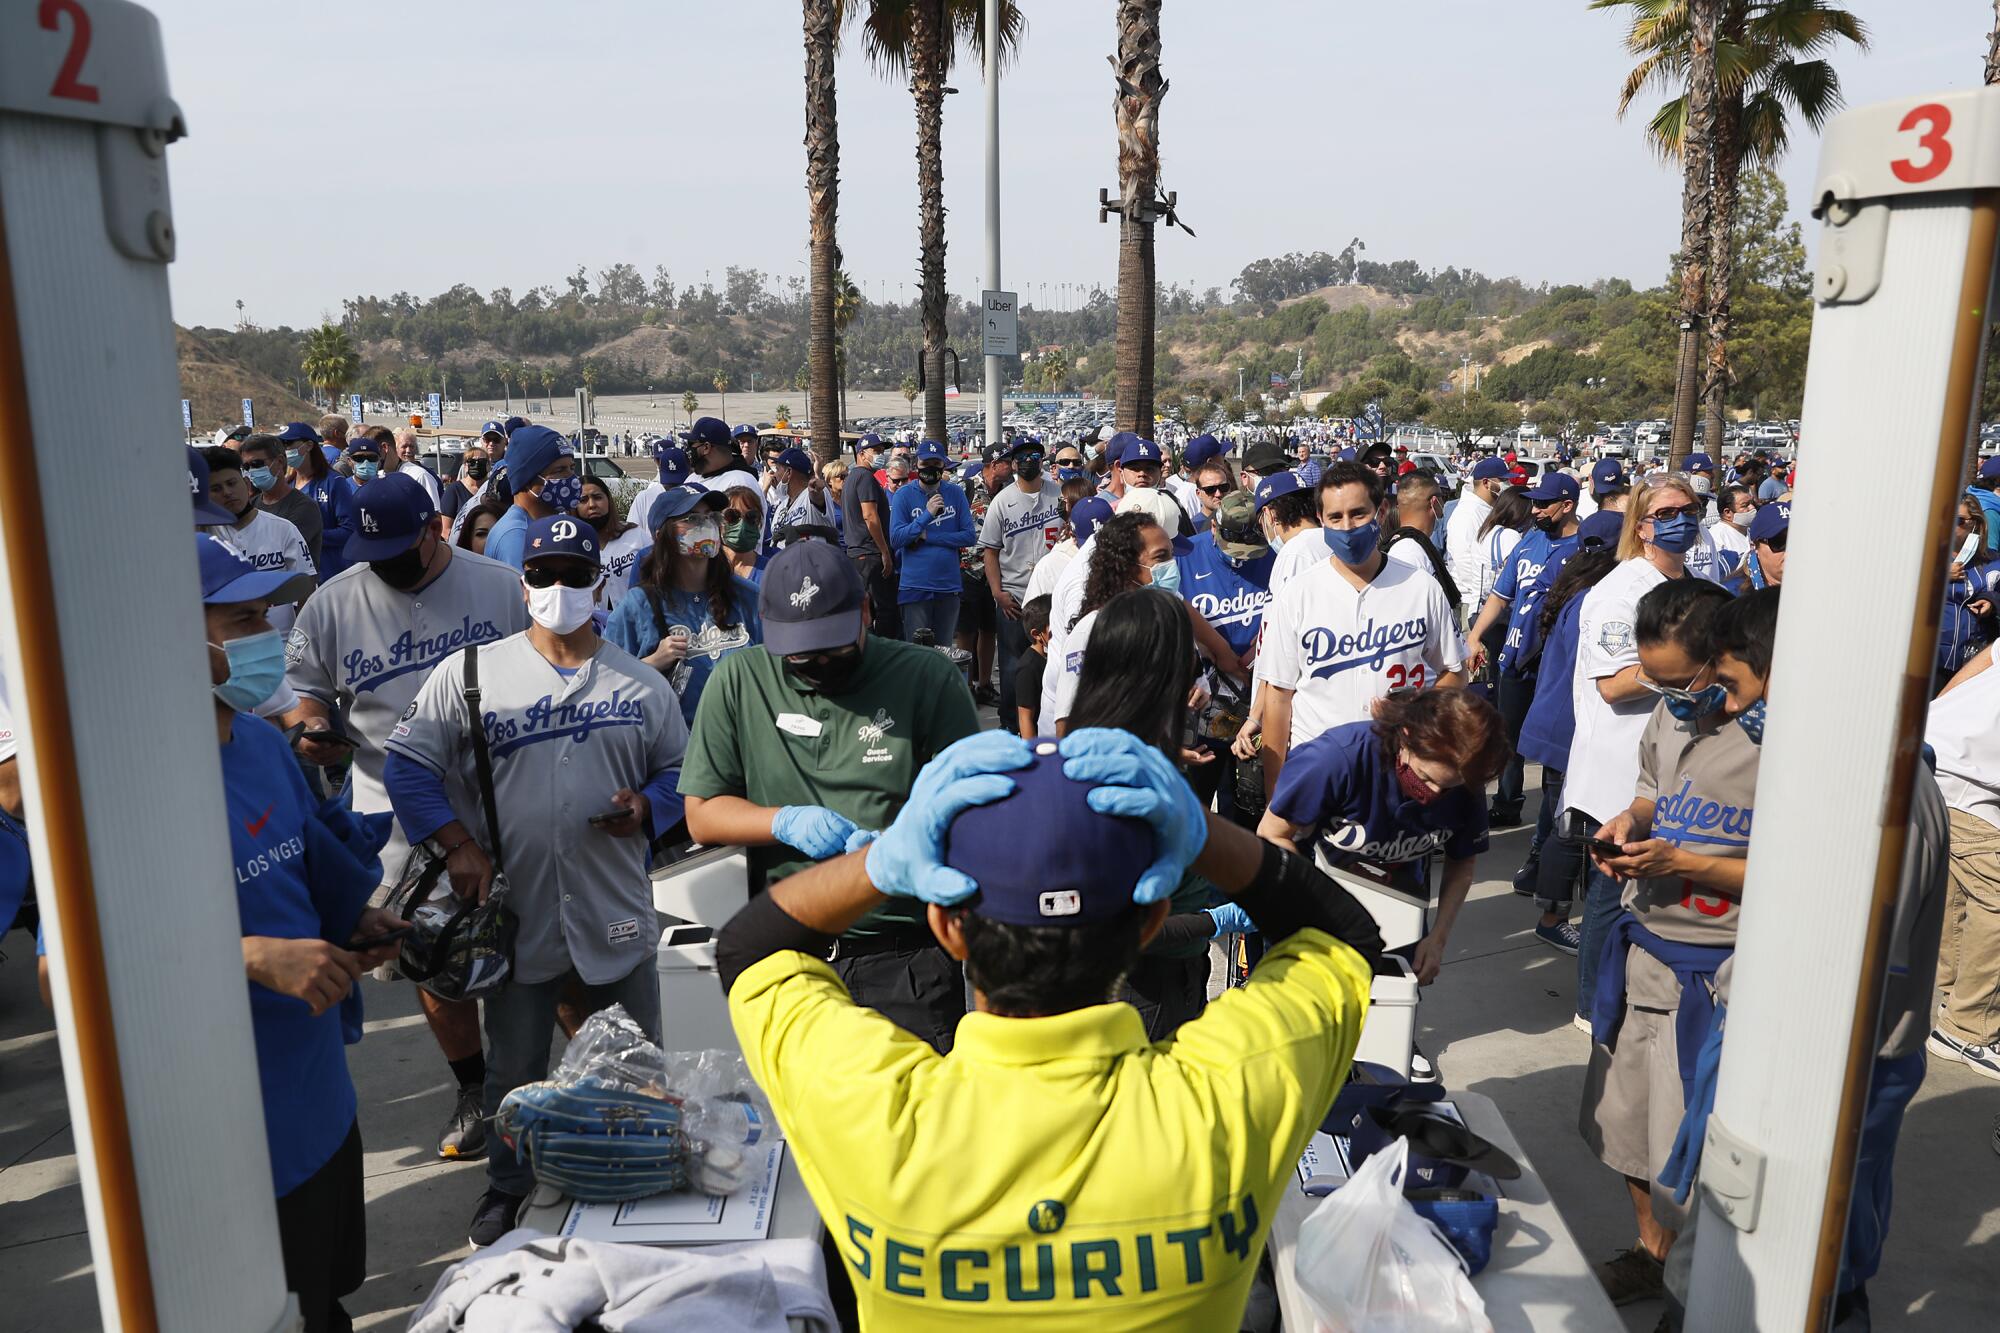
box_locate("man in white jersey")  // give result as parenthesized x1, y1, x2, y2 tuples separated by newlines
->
(623, 442, 692, 542)
(684, 415, 761, 496)
(385, 513, 688, 1248)
(1445, 457, 1510, 625)
(202, 445, 316, 636)
(284, 472, 530, 1162)
(1258, 467, 1334, 595)
(979, 435, 1065, 733)
(1259, 461, 1465, 789)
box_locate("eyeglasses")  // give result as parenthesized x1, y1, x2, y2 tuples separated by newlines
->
(1647, 504, 1701, 522)
(522, 564, 599, 589)
(784, 645, 860, 669)
(1054, 455, 1081, 466)
(1198, 483, 1233, 497)
(1760, 532, 1787, 553)
(723, 506, 756, 524)
(1640, 660, 1715, 703)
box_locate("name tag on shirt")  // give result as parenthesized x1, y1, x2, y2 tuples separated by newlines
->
(775, 713, 823, 738)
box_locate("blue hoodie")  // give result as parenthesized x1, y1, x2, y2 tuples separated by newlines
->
(889, 478, 975, 601)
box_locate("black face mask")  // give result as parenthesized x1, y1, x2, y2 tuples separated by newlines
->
(918, 467, 944, 486)
(784, 645, 865, 694)
(1014, 456, 1043, 482)
(463, 459, 489, 482)
(370, 537, 433, 591)
(1534, 514, 1564, 536)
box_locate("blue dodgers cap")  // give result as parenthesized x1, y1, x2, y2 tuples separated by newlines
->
(1104, 430, 1140, 465)
(344, 472, 438, 560)
(1004, 434, 1042, 457)
(187, 446, 237, 525)
(688, 416, 732, 449)
(915, 439, 948, 463)
(196, 534, 294, 604)
(648, 483, 727, 533)
(1684, 452, 1715, 473)
(1749, 499, 1791, 545)
(1183, 433, 1227, 469)
(1524, 470, 1580, 504)
(481, 419, 508, 440)
(857, 432, 883, 451)
(502, 415, 529, 435)
(775, 446, 813, 475)
(522, 513, 601, 568)
(1577, 510, 1624, 551)
(505, 425, 572, 487)
(653, 444, 692, 487)
(1253, 468, 1310, 510)
(1120, 437, 1165, 467)
(1069, 495, 1113, 544)
(275, 421, 321, 445)
(1336, 446, 1358, 462)
(730, 423, 759, 440)
(1590, 458, 1628, 494)
(1979, 457, 2000, 481)
(346, 435, 382, 459)
(760, 540, 867, 657)
(944, 740, 1153, 927)
(1470, 457, 1510, 481)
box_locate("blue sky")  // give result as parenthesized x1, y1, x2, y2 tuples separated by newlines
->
(148, 1, 1985, 328)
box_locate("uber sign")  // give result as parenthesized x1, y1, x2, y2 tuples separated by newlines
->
(982, 289, 1017, 358)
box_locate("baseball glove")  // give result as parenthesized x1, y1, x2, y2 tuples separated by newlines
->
(495, 1077, 692, 1202)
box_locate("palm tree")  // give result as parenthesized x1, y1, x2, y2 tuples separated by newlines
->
(1989, 0, 2000, 84)
(806, 0, 842, 465)
(682, 388, 701, 423)
(712, 370, 731, 422)
(301, 324, 360, 409)
(842, 1, 1023, 445)
(901, 372, 920, 433)
(1597, 0, 1865, 458)
(538, 364, 556, 409)
(580, 362, 601, 423)
(833, 267, 863, 432)
(1112, 1, 1166, 436)
(497, 360, 516, 413)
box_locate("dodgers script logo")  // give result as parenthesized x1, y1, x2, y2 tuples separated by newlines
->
(1651, 775, 1752, 850)
(343, 616, 505, 694)
(1303, 614, 1432, 680)
(791, 576, 820, 609)
(1322, 820, 1452, 863)
(551, 518, 580, 542)
(485, 688, 648, 757)
(857, 708, 896, 745)
(1190, 587, 1270, 629)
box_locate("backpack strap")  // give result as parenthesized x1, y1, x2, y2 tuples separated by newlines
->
(462, 643, 505, 873)
(1384, 527, 1461, 608)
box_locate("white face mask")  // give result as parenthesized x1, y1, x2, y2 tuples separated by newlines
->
(1730, 508, 1754, 529)
(1691, 475, 1713, 494)
(525, 580, 597, 634)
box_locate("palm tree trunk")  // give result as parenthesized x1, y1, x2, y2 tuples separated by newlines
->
(1702, 87, 1742, 458)
(913, 0, 949, 446)
(805, 0, 841, 466)
(1669, 0, 1720, 472)
(1113, 0, 1165, 437)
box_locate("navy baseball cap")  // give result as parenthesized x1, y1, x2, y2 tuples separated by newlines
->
(1253, 468, 1310, 510)
(915, 439, 948, 463)
(944, 739, 1153, 927)
(197, 534, 293, 604)
(188, 446, 237, 525)
(1525, 471, 1580, 504)
(502, 415, 529, 435)
(761, 541, 866, 657)
(1590, 458, 1629, 494)
(1979, 457, 2000, 481)
(522, 514, 601, 568)
(984, 442, 1013, 464)
(1183, 433, 1227, 469)
(653, 444, 692, 487)
(506, 425, 572, 487)
(275, 422, 321, 445)
(1577, 510, 1624, 551)
(1120, 437, 1165, 467)
(1104, 431, 1139, 465)
(481, 420, 507, 441)
(648, 483, 727, 534)
(1069, 496, 1113, 545)
(1685, 452, 1715, 473)
(688, 417, 731, 449)
(775, 446, 813, 475)
(1750, 500, 1791, 545)
(344, 472, 438, 560)
(731, 423, 759, 440)
(1470, 457, 1510, 481)
(346, 436, 382, 459)
(857, 432, 883, 451)
(1336, 446, 1358, 462)
(1004, 435, 1042, 457)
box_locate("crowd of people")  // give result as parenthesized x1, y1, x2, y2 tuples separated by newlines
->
(9, 408, 1991, 1332)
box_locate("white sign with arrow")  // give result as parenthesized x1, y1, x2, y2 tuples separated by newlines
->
(982, 289, 1017, 358)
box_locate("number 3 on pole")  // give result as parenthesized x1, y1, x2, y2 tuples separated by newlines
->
(1890, 102, 1951, 185)
(39, 0, 101, 105)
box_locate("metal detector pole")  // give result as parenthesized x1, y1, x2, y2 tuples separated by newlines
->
(1685, 87, 2000, 1329)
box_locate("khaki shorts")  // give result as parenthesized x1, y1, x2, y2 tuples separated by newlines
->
(1579, 1002, 1691, 1227)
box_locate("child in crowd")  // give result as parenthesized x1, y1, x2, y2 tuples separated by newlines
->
(1014, 595, 1052, 737)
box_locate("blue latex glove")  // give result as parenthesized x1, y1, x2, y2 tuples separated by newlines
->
(1206, 902, 1257, 937)
(771, 805, 861, 860)
(1058, 728, 1209, 903)
(865, 731, 1035, 904)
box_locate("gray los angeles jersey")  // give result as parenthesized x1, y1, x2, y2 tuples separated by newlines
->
(977, 480, 1065, 600)
(384, 634, 689, 985)
(284, 548, 530, 883)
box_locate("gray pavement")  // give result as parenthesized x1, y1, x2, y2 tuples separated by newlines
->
(3, 785, 1997, 1330)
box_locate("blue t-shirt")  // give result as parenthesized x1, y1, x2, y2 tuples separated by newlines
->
(889, 480, 976, 601)
(1268, 721, 1488, 870)
(604, 577, 764, 724)
(1519, 590, 1588, 772)
(1176, 531, 1276, 659)
(1937, 557, 2000, 678)
(1492, 529, 1581, 676)
(226, 714, 373, 1196)
(485, 505, 532, 572)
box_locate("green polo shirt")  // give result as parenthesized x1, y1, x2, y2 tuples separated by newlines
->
(679, 635, 980, 933)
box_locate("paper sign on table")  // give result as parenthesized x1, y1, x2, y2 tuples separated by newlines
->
(559, 1141, 786, 1244)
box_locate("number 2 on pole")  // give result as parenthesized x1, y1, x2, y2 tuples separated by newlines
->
(1890, 102, 1951, 184)
(39, 0, 100, 105)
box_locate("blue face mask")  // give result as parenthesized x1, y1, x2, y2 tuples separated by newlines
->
(209, 629, 287, 712)
(284, 449, 304, 469)
(1661, 683, 1727, 723)
(354, 460, 381, 480)
(1736, 698, 1767, 745)
(246, 466, 276, 492)
(539, 473, 583, 512)
(1649, 512, 1698, 553)
(1149, 560, 1182, 595)
(1323, 519, 1380, 566)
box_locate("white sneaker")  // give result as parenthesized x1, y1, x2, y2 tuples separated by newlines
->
(1573, 1013, 1594, 1035)
(1929, 1028, 2000, 1080)
(1409, 1047, 1440, 1084)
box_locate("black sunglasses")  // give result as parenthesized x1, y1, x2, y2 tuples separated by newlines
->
(1647, 504, 1701, 522)
(1198, 483, 1233, 497)
(723, 505, 757, 524)
(522, 564, 599, 589)
(1760, 532, 1787, 554)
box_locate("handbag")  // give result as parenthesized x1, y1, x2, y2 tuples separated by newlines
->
(389, 643, 519, 1001)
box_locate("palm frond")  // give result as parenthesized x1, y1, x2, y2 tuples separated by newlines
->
(1758, 56, 1842, 130)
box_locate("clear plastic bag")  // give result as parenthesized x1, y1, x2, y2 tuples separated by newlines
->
(1295, 1139, 1493, 1333)
(545, 1005, 780, 1195)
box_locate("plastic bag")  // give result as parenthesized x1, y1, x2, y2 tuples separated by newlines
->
(1295, 1139, 1493, 1333)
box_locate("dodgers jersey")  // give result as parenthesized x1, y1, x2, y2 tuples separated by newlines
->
(284, 549, 530, 884)
(1258, 557, 1465, 749)
(1177, 531, 1274, 659)
(1562, 557, 1669, 824)
(1491, 529, 1580, 676)
(1269, 722, 1488, 869)
(208, 509, 317, 636)
(386, 634, 688, 984)
(595, 524, 653, 614)
(978, 481, 1065, 600)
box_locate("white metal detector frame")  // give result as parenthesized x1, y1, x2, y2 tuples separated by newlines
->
(0, 3, 298, 1330)
(1684, 86, 2000, 1330)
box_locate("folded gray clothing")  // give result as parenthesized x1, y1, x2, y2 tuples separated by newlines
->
(407, 1230, 835, 1333)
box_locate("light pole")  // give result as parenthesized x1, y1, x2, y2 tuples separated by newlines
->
(983, 0, 1003, 449)
(1238, 367, 1246, 400)
(1460, 353, 1471, 393)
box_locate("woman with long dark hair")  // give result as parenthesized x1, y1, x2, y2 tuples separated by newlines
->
(577, 475, 650, 613)
(605, 486, 762, 725)
(1065, 585, 1222, 1039)
(453, 496, 508, 557)
(1050, 511, 1178, 731)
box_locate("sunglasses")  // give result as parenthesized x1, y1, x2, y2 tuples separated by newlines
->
(1054, 455, 1081, 466)
(522, 564, 599, 589)
(1647, 504, 1701, 522)
(1198, 483, 1233, 497)
(723, 506, 756, 524)
(1760, 532, 1787, 553)
(784, 645, 861, 669)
